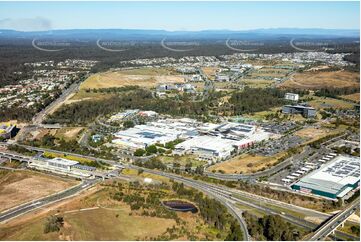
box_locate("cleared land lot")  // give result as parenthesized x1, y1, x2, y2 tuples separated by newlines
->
(309, 96, 354, 110)
(0, 170, 77, 212)
(66, 90, 116, 103)
(295, 127, 334, 143)
(242, 79, 275, 88)
(0, 208, 176, 241)
(208, 153, 284, 174)
(201, 67, 218, 80)
(54, 127, 84, 141)
(280, 70, 359, 90)
(80, 67, 184, 90)
(0, 182, 215, 241)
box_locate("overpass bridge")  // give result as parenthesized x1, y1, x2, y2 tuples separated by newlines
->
(308, 197, 360, 241)
(0, 150, 124, 180)
(0, 151, 31, 163)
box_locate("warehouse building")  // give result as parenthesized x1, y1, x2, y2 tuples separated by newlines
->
(29, 157, 96, 178)
(215, 123, 256, 136)
(282, 104, 316, 118)
(47, 157, 79, 171)
(291, 155, 360, 199)
(112, 118, 200, 150)
(173, 130, 267, 162)
(284, 93, 299, 101)
(112, 118, 269, 158)
(174, 135, 237, 162)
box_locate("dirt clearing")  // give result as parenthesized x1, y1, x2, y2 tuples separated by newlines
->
(280, 70, 359, 90)
(80, 67, 184, 89)
(208, 153, 282, 174)
(0, 170, 77, 212)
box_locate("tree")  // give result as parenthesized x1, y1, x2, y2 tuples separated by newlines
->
(43, 215, 64, 234)
(157, 148, 166, 154)
(123, 120, 135, 128)
(185, 162, 192, 172)
(195, 166, 204, 175)
(351, 225, 360, 235)
(145, 145, 157, 154)
(225, 219, 244, 241)
(134, 148, 146, 156)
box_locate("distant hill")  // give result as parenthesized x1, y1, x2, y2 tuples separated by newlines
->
(0, 28, 359, 41)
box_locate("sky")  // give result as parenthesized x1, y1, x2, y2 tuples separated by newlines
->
(0, 1, 359, 31)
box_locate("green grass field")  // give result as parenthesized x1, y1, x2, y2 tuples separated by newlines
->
(309, 96, 354, 110)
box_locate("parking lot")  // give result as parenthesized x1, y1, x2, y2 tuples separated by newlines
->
(255, 135, 305, 156)
(260, 121, 300, 134)
(268, 147, 339, 186)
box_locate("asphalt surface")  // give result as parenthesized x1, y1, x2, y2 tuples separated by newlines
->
(130, 165, 250, 241)
(1, 146, 359, 241)
(309, 198, 360, 241)
(205, 132, 351, 181)
(0, 179, 99, 223)
(128, 165, 359, 241)
(32, 81, 81, 125)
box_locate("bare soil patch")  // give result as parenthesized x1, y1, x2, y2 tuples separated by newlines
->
(280, 71, 359, 90)
(0, 170, 77, 212)
(208, 153, 281, 174)
(81, 68, 184, 89)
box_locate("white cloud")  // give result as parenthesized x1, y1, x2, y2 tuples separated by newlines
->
(0, 17, 52, 31)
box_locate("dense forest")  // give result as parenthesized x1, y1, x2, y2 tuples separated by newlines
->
(46, 87, 290, 125)
(1, 37, 359, 87)
(46, 88, 217, 124)
(315, 86, 360, 99)
(243, 212, 304, 241)
(171, 181, 244, 240)
(228, 87, 287, 114)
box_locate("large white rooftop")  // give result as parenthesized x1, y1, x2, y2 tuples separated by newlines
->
(175, 135, 237, 153)
(293, 155, 360, 196)
(49, 157, 79, 166)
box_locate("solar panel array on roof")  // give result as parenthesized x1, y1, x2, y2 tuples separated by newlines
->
(138, 131, 163, 139)
(73, 164, 96, 171)
(292, 155, 360, 198)
(323, 158, 359, 179)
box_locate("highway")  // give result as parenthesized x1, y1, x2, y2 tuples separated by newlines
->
(0, 179, 99, 223)
(132, 166, 250, 241)
(0, 148, 250, 241)
(0, 146, 339, 221)
(204, 132, 351, 181)
(128, 165, 359, 241)
(1, 143, 122, 167)
(32, 80, 82, 125)
(309, 197, 360, 241)
(3, 141, 295, 182)
(1, 147, 359, 240)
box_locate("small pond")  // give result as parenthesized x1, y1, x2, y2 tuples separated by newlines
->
(162, 200, 198, 213)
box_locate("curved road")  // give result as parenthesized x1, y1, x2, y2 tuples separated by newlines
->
(0, 179, 99, 223)
(1, 146, 359, 240)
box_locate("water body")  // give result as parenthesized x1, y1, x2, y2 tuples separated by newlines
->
(162, 200, 198, 213)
